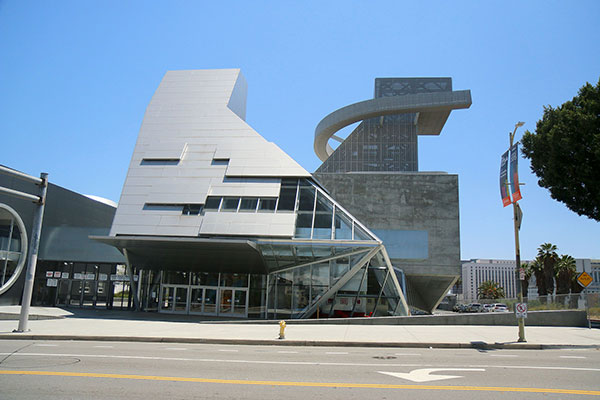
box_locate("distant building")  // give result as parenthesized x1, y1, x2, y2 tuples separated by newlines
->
(0, 170, 126, 307)
(461, 259, 519, 300)
(461, 258, 599, 301)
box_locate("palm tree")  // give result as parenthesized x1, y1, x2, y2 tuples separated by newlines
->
(537, 243, 558, 296)
(477, 280, 506, 300)
(521, 262, 533, 299)
(530, 258, 546, 298)
(555, 255, 576, 295)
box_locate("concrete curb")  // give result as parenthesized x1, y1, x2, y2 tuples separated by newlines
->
(0, 334, 598, 350)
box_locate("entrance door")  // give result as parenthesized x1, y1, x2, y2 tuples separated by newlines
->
(159, 285, 188, 313)
(69, 280, 83, 306)
(218, 288, 248, 317)
(82, 280, 95, 307)
(174, 286, 188, 313)
(203, 287, 218, 315)
(56, 280, 70, 306)
(96, 281, 108, 308)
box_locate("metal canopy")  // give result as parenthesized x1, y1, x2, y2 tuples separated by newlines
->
(91, 235, 268, 274)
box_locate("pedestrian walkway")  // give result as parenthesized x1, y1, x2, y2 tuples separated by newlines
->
(0, 306, 598, 349)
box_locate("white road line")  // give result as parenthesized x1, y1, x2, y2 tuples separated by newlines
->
(218, 349, 239, 352)
(93, 345, 114, 349)
(395, 353, 421, 356)
(1, 353, 599, 372)
(489, 354, 518, 357)
(277, 351, 298, 354)
(165, 348, 187, 351)
(33, 344, 58, 347)
(560, 356, 586, 359)
(325, 352, 348, 355)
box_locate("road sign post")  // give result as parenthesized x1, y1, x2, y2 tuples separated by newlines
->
(577, 272, 594, 329)
(501, 122, 526, 342)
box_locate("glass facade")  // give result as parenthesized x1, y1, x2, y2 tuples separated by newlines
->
(124, 178, 410, 319)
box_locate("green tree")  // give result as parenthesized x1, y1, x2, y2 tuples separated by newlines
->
(555, 254, 576, 295)
(521, 262, 533, 299)
(537, 243, 558, 296)
(530, 258, 546, 297)
(477, 280, 506, 300)
(521, 78, 600, 221)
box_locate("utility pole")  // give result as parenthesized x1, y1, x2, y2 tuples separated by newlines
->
(509, 122, 526, 342)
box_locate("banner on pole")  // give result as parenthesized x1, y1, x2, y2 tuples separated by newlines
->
(510, 144, 522, 202)
(500, 150, 511, 207)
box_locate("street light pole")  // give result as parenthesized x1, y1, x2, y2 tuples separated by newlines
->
(510, 122, 526, 342)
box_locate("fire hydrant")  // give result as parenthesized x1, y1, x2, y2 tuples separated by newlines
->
(278, 320, 286, 339)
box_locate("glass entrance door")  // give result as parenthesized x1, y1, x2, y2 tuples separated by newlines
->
(219, 288, 248, 317)
(159, 285, 188, 313)
(56, 280, 69, 306)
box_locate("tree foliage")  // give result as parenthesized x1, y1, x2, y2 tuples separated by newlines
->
(521, 78, 600, 221)
(555, 254, 576, 295)
(477, 280, 506, 300)
(537, 243, 558, 296)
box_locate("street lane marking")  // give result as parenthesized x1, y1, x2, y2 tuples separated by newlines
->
(0, 370, 599, 396)
(379, 368, 485, 382)
(165, 348, 187, 351)
(489, 354, 518, 357)
(395, 353, 421, 356)
(34, 344, 58, 347)
(277, 351, 298, 354)
(218, 349, 238, 352)
(560, 356, 586, 359)
(93, 346, 114, 349)
(1, 353, 599, 372)
(325, 352, 348, 355)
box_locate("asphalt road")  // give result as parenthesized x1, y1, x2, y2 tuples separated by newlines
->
(0, 340, 599, 399)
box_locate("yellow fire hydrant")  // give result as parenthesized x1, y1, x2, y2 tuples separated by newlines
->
(278, 320, 286, 339)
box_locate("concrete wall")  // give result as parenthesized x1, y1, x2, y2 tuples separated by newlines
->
(313, 171, 460, 312)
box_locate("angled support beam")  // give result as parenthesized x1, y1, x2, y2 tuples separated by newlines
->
(297, 245, 381, 319)
(380, 246, 410, 316)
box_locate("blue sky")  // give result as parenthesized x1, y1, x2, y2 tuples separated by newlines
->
(1, 1, 599, 261)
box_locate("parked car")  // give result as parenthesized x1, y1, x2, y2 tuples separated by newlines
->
(483, 304, 494, 312)
(492, 303, 509, 312)
(453, 303, 469, 313)
(467, 303, 483, 313)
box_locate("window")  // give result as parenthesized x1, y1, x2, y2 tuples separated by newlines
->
(182, 204, 203, 215)
(204, 197, 222, 210)
(277, 179, 298, 211)
(140, 159, 179, 166)
(239, 197, 258, 211)
(222, 197, 240, 211)
(211, 158, 229, 166)
(258, 198, 277, 211)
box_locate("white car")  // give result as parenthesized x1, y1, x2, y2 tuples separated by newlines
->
(492, 303, 509, 312)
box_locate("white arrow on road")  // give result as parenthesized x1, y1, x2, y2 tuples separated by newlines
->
(378, 368, 485, 383)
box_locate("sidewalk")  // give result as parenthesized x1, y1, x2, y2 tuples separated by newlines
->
(0, 306, 599, 350)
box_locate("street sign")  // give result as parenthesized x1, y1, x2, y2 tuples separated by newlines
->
(519, 268, 526, 281)
(577, 272, 593, 288)
(515, 302, 527, 318)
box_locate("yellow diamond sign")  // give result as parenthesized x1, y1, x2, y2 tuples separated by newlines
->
(577, 272, 593, 288)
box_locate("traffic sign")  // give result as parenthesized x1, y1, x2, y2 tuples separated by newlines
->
(577, 272, 593, 288)
(515, 302, 527, 318)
